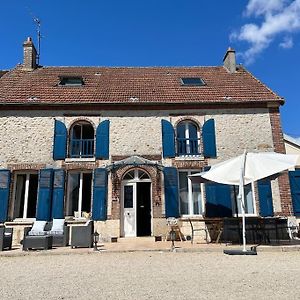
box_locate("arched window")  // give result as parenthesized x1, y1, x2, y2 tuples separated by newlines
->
(123, 169, 150, 181)
(176, 121, 200, 156)
(69, 121, 95, 158)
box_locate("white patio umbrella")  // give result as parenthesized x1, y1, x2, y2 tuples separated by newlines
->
(189, 151, 298, 254)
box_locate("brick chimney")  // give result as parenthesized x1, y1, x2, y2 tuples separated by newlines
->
(223, 47, 236, 73)
(23, 37, 37, 70)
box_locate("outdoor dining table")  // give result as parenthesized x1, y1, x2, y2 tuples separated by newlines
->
(188, 218, 224, 243)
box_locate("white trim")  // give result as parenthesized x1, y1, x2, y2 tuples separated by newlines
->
(12, 171, 38, 220)
(66, 170, 93, 218)
(121, 168, 152, 237)
(23, 174, 30, 219)
(179, 169, 204, 216)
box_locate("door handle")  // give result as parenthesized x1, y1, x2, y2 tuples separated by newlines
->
(127, 212, 130, 216)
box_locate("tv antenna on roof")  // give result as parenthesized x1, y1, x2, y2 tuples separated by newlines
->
(26, 6, 42, 65)
(33, 17, 41, 65)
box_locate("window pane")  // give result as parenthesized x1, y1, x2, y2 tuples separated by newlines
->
(188, 123, 198, 139)
(82, 173, 92, 214)
(82, 124, 94, 139)
(124, 186, 133, 208)
(14, 174, 26, 218)
(244, 184, 254, 214)
(176, 124, 186, 138)
(138, 170, 149, 179)
(124, 170, 135, 180)
(179, 172, 189, 214)
(233, 184, 254, 214)
(72, 125, 81, 139)
(67, 173, 80, 216)
(27, 174, 38, 218)
(192, 182, 202, 215)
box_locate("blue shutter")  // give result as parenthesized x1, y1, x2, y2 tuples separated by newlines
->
(202, 119, 217, 158)
(163, 167, 179, 218)
(95, 120, 110, 159)
(0, 170, 10, 222)
(289, 170, 300, 216)
(205, 183, 232, 217)
(53, 120, 67, 160)
(258, 179, 274, 217)
(36, 169, 53, 221)
(52, 169, 65, 219)
(92, 168, 108, 221)
(161, 120, 175, 158)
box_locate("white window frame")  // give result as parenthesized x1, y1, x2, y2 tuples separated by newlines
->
(179, 169, 204, 217)
(66, 170, 93, 218)
(177, 121, 201, 157)
(12, 171, 38, 220)
(232, 182, 257, 217)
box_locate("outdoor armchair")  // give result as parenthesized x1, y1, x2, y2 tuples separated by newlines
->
(0, 226, 13, 251)
(22, 221, 52, 251)
(71, 220, 93, 248)
(46, 219, 70, 247)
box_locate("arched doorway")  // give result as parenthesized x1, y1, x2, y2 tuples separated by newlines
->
(121, 169, 152, 237)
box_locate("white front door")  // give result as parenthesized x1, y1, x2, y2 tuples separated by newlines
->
(122, 183, 136, 237)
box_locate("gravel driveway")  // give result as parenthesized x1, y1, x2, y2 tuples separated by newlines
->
(0, 251, 299, 299)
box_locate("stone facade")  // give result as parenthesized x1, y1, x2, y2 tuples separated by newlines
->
(0, 105, 291, 244)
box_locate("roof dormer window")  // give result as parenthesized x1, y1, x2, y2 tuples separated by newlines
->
(181, 77, 205, 86)
(59, 76, 84, 86)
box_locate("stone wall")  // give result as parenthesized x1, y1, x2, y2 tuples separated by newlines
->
(0, 106, 288, 239)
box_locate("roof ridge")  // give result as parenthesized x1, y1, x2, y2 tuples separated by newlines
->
(240, 66, 283, 102)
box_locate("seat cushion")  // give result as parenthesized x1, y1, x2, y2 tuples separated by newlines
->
(51, 219, 65, 233)
(28, 220, 47, 236)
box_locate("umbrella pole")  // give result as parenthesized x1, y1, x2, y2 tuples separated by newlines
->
(240, 150, 247, 252)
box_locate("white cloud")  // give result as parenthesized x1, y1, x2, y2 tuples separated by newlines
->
(279, 36, 294, 48)
(232, 0, 300, 64)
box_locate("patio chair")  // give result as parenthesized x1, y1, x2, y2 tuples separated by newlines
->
(287, 217, 300, 241)
(70, 220, 93, 248)
(22, 221, 53, 251)
(46, 219, 69, 247)
(188, 219, 208, 244)
(0, 226, 13, 251)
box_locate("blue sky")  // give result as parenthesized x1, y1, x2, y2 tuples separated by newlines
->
(0, 0, 299, 136)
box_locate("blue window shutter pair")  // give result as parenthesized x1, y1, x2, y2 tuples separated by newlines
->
(92, 168, 108, 221)
(161, 120, 175, 158)
(162, 119, 217, 158)
(53, 120, 67, 160)
(289, 170, 300, 216)
(36, 169, 54, 221)
(257, 179, 274, 217)
(53, 120, 110, 160)
(202, 119, 217, 158)
(163, 167, 179, 218)
(0, 170, 11, 222)
(205, 183, 232, 217)
(52, 169, 65, 219)
(95, 120, 110, 159)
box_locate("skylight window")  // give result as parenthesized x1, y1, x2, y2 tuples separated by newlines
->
(181, 77, 205, 86)
(59, 76, 84, 86)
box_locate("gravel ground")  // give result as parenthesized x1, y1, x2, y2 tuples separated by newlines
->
(0, 251, 299, 300)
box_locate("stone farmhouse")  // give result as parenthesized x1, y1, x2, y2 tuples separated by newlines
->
(0, 37, 295, 244)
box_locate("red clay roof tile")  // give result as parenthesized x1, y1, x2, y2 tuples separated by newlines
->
(0, 65, 282, 105)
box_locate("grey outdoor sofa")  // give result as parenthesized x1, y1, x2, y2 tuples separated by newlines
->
(22, 220, 70, 250)
(0, 226, 13, 251)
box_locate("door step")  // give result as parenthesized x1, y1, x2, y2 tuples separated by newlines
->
(118, 237, 156, 243)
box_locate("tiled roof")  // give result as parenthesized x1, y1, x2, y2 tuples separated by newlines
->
(0, 65, 282, 105)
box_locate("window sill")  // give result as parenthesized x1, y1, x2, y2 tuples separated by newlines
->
(65, 157, 96, 163)
(5, 218, 36, 226)
(175, 155, 204, 161)
(180, 215, 205, 221)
